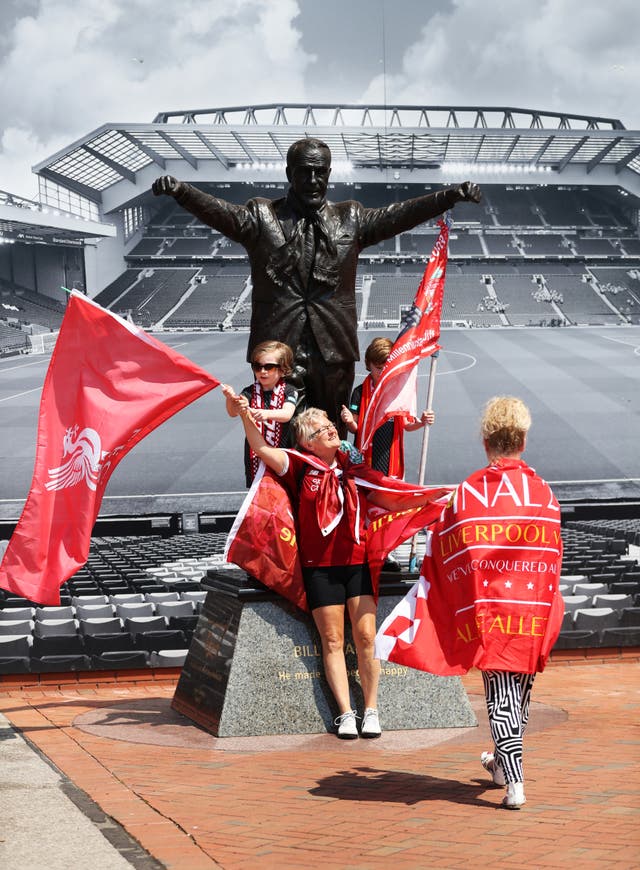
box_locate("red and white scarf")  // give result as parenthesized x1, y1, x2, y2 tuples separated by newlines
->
(249, 381, 286, 480)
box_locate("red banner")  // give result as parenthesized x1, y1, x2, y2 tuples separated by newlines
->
(359, 215, 451, 452)
(0, 292, 219, 605)
(375, 459, 564, 675)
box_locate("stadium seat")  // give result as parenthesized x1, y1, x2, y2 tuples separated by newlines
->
(573, 608, 619, 632)
(0, 607, 34, 621)
(553, 630, 599, 649)
(72, 595, 108, 608)
(572, 582, 608, 599)
(31, 655, 91, 673)
(155, 601, 195, 619)
(609, 581, 640, 596)
(124, 616, 167, 635)
(562, 594, 590, 615)
(75, 604, 115, 620)
(144, 592, 180, 604)
(82, 634, 137, 656)
(91, 651, 149, 670)
(0, 620, 33, 636)
(35, 606, 74, 620)
(0, 657, 31, 673)
(180, 591, 207, 604)
(619, 608, 640, 627)
(79, 618, 124, 636)
(599, 627, 640, 647)
(0, 636, 32, 657)
(560, 611, 574, 631)
(592, 594, 634, 611)
(109, 594, 146, 605)
(150, 650, 188, 668)
(115, 602, 155, 619)
(33, 619, 78, 638)
(30, 635, 85, 658)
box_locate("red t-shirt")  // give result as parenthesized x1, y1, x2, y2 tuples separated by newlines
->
(280, 451, 368, 567)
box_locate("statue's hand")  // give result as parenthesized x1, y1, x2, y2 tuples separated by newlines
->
(454, 181, 482, 204)
(152, 176, 182, 197)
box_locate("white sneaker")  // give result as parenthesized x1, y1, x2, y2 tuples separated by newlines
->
(481, 751, 506, 786)
(502, 782, 526, 810)
(361, 707, 382, 738)
(335, 710, 358, 739)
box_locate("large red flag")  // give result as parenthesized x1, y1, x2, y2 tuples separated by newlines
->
(359, 215, 451, 453)
(375, 459, 564, 675)
(0, 291, 219, 605)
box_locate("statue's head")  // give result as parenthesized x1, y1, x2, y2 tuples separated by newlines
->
(286, 138, 331, 210)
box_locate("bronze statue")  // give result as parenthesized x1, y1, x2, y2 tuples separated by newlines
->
(152, 138, 481, 435)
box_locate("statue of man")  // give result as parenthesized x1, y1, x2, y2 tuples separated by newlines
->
(152, 138, 481, 435)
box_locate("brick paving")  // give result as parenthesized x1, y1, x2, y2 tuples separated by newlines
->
(0, 654, 638, 869)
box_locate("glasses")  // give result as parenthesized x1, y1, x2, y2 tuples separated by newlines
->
(251, 362, 279, 372)
(309, 423, 336, 440)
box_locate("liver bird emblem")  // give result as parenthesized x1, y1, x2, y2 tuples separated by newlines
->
(45, 426, 102, 492)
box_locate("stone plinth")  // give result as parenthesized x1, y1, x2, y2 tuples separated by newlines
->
(172, 568, 477, 737)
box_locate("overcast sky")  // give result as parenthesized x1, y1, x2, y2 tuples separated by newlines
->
(1, 0, 638, 201)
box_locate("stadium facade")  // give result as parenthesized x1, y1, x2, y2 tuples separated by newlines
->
(0, 103, 639, 341)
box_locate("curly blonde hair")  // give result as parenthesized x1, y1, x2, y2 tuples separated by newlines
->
(480, 396, 531, 456)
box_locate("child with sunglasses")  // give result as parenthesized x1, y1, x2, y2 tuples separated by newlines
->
(222, 341, 298, 486)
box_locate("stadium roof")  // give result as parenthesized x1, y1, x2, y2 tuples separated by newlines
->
(33, 104, 640, 214)
(0, 190, 116, 246)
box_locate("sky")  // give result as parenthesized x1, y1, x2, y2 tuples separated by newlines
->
(1, 0, 638, 201)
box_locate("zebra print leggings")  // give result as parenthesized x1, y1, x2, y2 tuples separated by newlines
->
(482, 670, 536, 784)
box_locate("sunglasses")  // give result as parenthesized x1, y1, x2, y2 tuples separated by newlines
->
(251, 362, 280, 372)
(309, 423, 336, 440)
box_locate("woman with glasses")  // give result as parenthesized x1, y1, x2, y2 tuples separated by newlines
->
(236, 404, 443, 740)
(222, 341, 298, 486)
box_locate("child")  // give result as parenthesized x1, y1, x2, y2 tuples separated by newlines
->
(340, 337, 435, 480)
(222, 340, 298, 486)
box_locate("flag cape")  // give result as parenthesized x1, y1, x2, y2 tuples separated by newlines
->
(359, 215, 451, 453)
(375, 459, 564, 675)
(225, 449, 452, 611)
(0, 291, 219, 605)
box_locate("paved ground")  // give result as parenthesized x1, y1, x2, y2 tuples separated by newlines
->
(0, 654, 638, 869)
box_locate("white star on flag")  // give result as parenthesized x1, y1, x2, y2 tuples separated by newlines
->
(483, 579, 489, 587)
(527, 582, 534, 590)
(505, 580, 512, 588)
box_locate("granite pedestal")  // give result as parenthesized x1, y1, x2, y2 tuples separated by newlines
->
(172, 568, 477, 737)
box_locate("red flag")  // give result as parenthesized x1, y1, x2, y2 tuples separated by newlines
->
(0, 291, 219, 605)
(375, 459, 564, 675)
(359, 215, 451, 453)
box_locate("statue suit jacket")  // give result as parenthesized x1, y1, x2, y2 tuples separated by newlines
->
(173, 184, 460, 364)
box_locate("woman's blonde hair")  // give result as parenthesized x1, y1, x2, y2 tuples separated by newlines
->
(480, 396, 531, 456)
(291, 407, 330, 446)
(250, 340, 294, 377)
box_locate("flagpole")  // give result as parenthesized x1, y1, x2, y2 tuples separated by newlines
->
(408, 350, 439, 572)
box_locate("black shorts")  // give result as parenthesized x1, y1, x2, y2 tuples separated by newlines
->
(302, 563, 374, 611)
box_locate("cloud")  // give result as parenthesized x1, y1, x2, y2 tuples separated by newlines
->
(0, 0, 311, 198)
(361, 0, 640, 128)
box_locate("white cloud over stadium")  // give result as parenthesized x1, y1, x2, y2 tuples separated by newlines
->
(1, 0, 638, 200)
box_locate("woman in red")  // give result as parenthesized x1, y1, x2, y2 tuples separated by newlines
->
(237, 404, 438, 739)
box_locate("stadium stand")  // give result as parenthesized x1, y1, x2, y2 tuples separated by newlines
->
(1, 516, 638, 674)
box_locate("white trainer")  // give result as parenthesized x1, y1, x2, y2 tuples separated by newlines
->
(361, 707, 382, 738)
(335, 710, 358, 739)
(481, 751, 506, 786)
(502, 782, 526, 810)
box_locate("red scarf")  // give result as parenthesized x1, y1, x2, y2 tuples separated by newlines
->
(249, 381, 285, 480)
(355, 375, 405, 478)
